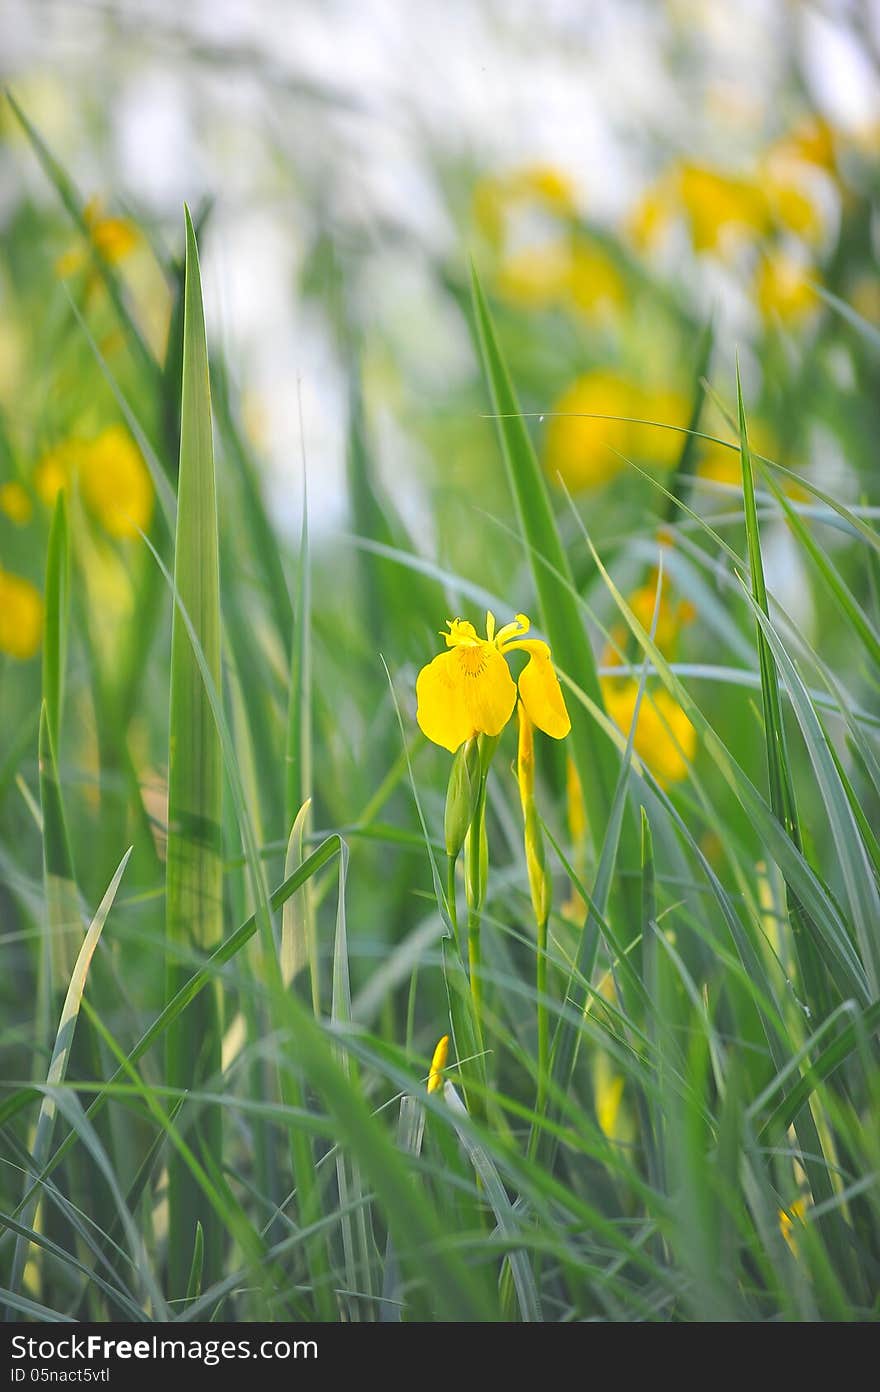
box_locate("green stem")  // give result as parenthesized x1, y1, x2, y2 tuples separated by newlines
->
(446, 853, 459, 952)
(536, 914, 548, 1113)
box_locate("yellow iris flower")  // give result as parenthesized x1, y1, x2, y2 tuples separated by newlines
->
(0, 569, 43, 660)
(416, 612, 571, 753)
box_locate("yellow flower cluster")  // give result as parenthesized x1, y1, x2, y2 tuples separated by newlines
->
(34, 426, 153, 539)
(629, 117, 836, 324)
(474, 163, 625, 322)
(0, 569, 42, 660)
(543, 370, 689, 491)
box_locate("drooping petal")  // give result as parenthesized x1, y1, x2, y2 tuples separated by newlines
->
(416, 651, 474, 752)
(416, 644, 517, 752)
(514, 641, 571, 739)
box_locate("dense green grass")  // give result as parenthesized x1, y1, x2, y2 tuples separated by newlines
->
(1, 94, 879, 1323)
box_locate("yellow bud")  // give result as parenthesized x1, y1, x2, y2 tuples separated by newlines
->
(427, 1035, 449, 1094)
(517, 702, 535, 809)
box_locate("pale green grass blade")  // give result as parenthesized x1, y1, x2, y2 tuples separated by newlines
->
(165, 206, 224, 1299)
(7, 849, 131, 1308)
(380, 1095, 424, 1322)
(185, 1220, 205, 1304)
(331, 842, 377, 1317)
(280, 799, 313, 988)
(737, 366, 834, 1021)
(444, 1081, 541, 1321)
(758, 463, 880, 667)
(743, 591, 880, 996)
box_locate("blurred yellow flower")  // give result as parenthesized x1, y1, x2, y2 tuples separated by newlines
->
(0, 569, 43, 660)
(602, 679, 696, 786)
(631, 162, 767, 257)
(567, 242, 626, 319)
(496, 241, 572, 308)
(764, 175, 825, 247)
(631, 386, 690, 468)
(593, 1051, 630, 1141)
(34, 429, 153, 539)
(427, 1034, 449, 1094)
(78, 426, 153, 539)
(623, 573, 695, 658)
(416, 612, 570, 753)
(779, 1196, 809, 1256)
(0, 481, 33, 526)
(678, 163, 766, 252)
(474, 163, 577, 248)
(770, 117, 836, 175)
(544, 371, 636, 490)
(497, 238, 625, 321)
(698, 419, 779, 487)
(754, 251, 820, 323)
(55, 196, 139, 278)
(34, 441, 83, 505)
(544, 372, 688, 491)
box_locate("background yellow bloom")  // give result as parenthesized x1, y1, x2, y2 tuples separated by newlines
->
(544, 372, 688, 491)
(0, 481, 33, 526)
(754, 250, 821, 323)
(602, 679, 696, 786)
(78, 426, 154, 539)
(0, 570, 43, 660)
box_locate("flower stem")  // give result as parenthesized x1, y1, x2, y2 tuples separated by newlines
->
(535, 915, 547, 1096)
(446, 853, 459, 952)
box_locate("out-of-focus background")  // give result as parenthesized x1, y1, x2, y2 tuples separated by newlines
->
(3, 1, 880, 1324)
(3, 0, 878, 538)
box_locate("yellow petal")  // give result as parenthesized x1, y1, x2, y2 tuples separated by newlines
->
(416, 644, 516, 752)
(514, 641, 571, 739)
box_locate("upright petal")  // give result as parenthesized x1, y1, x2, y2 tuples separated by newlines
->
(515, 641, 571, 739)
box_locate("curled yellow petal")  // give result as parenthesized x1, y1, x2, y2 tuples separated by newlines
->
(512, 641, 571, 739)
(416, 644, 516, 752)
(427, 1035, 449, 1094)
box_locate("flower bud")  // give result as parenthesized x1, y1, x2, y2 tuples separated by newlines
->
(444, 736, 481, 859)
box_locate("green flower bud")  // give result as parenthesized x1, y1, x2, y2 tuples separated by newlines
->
(444, 737, 481, 859)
